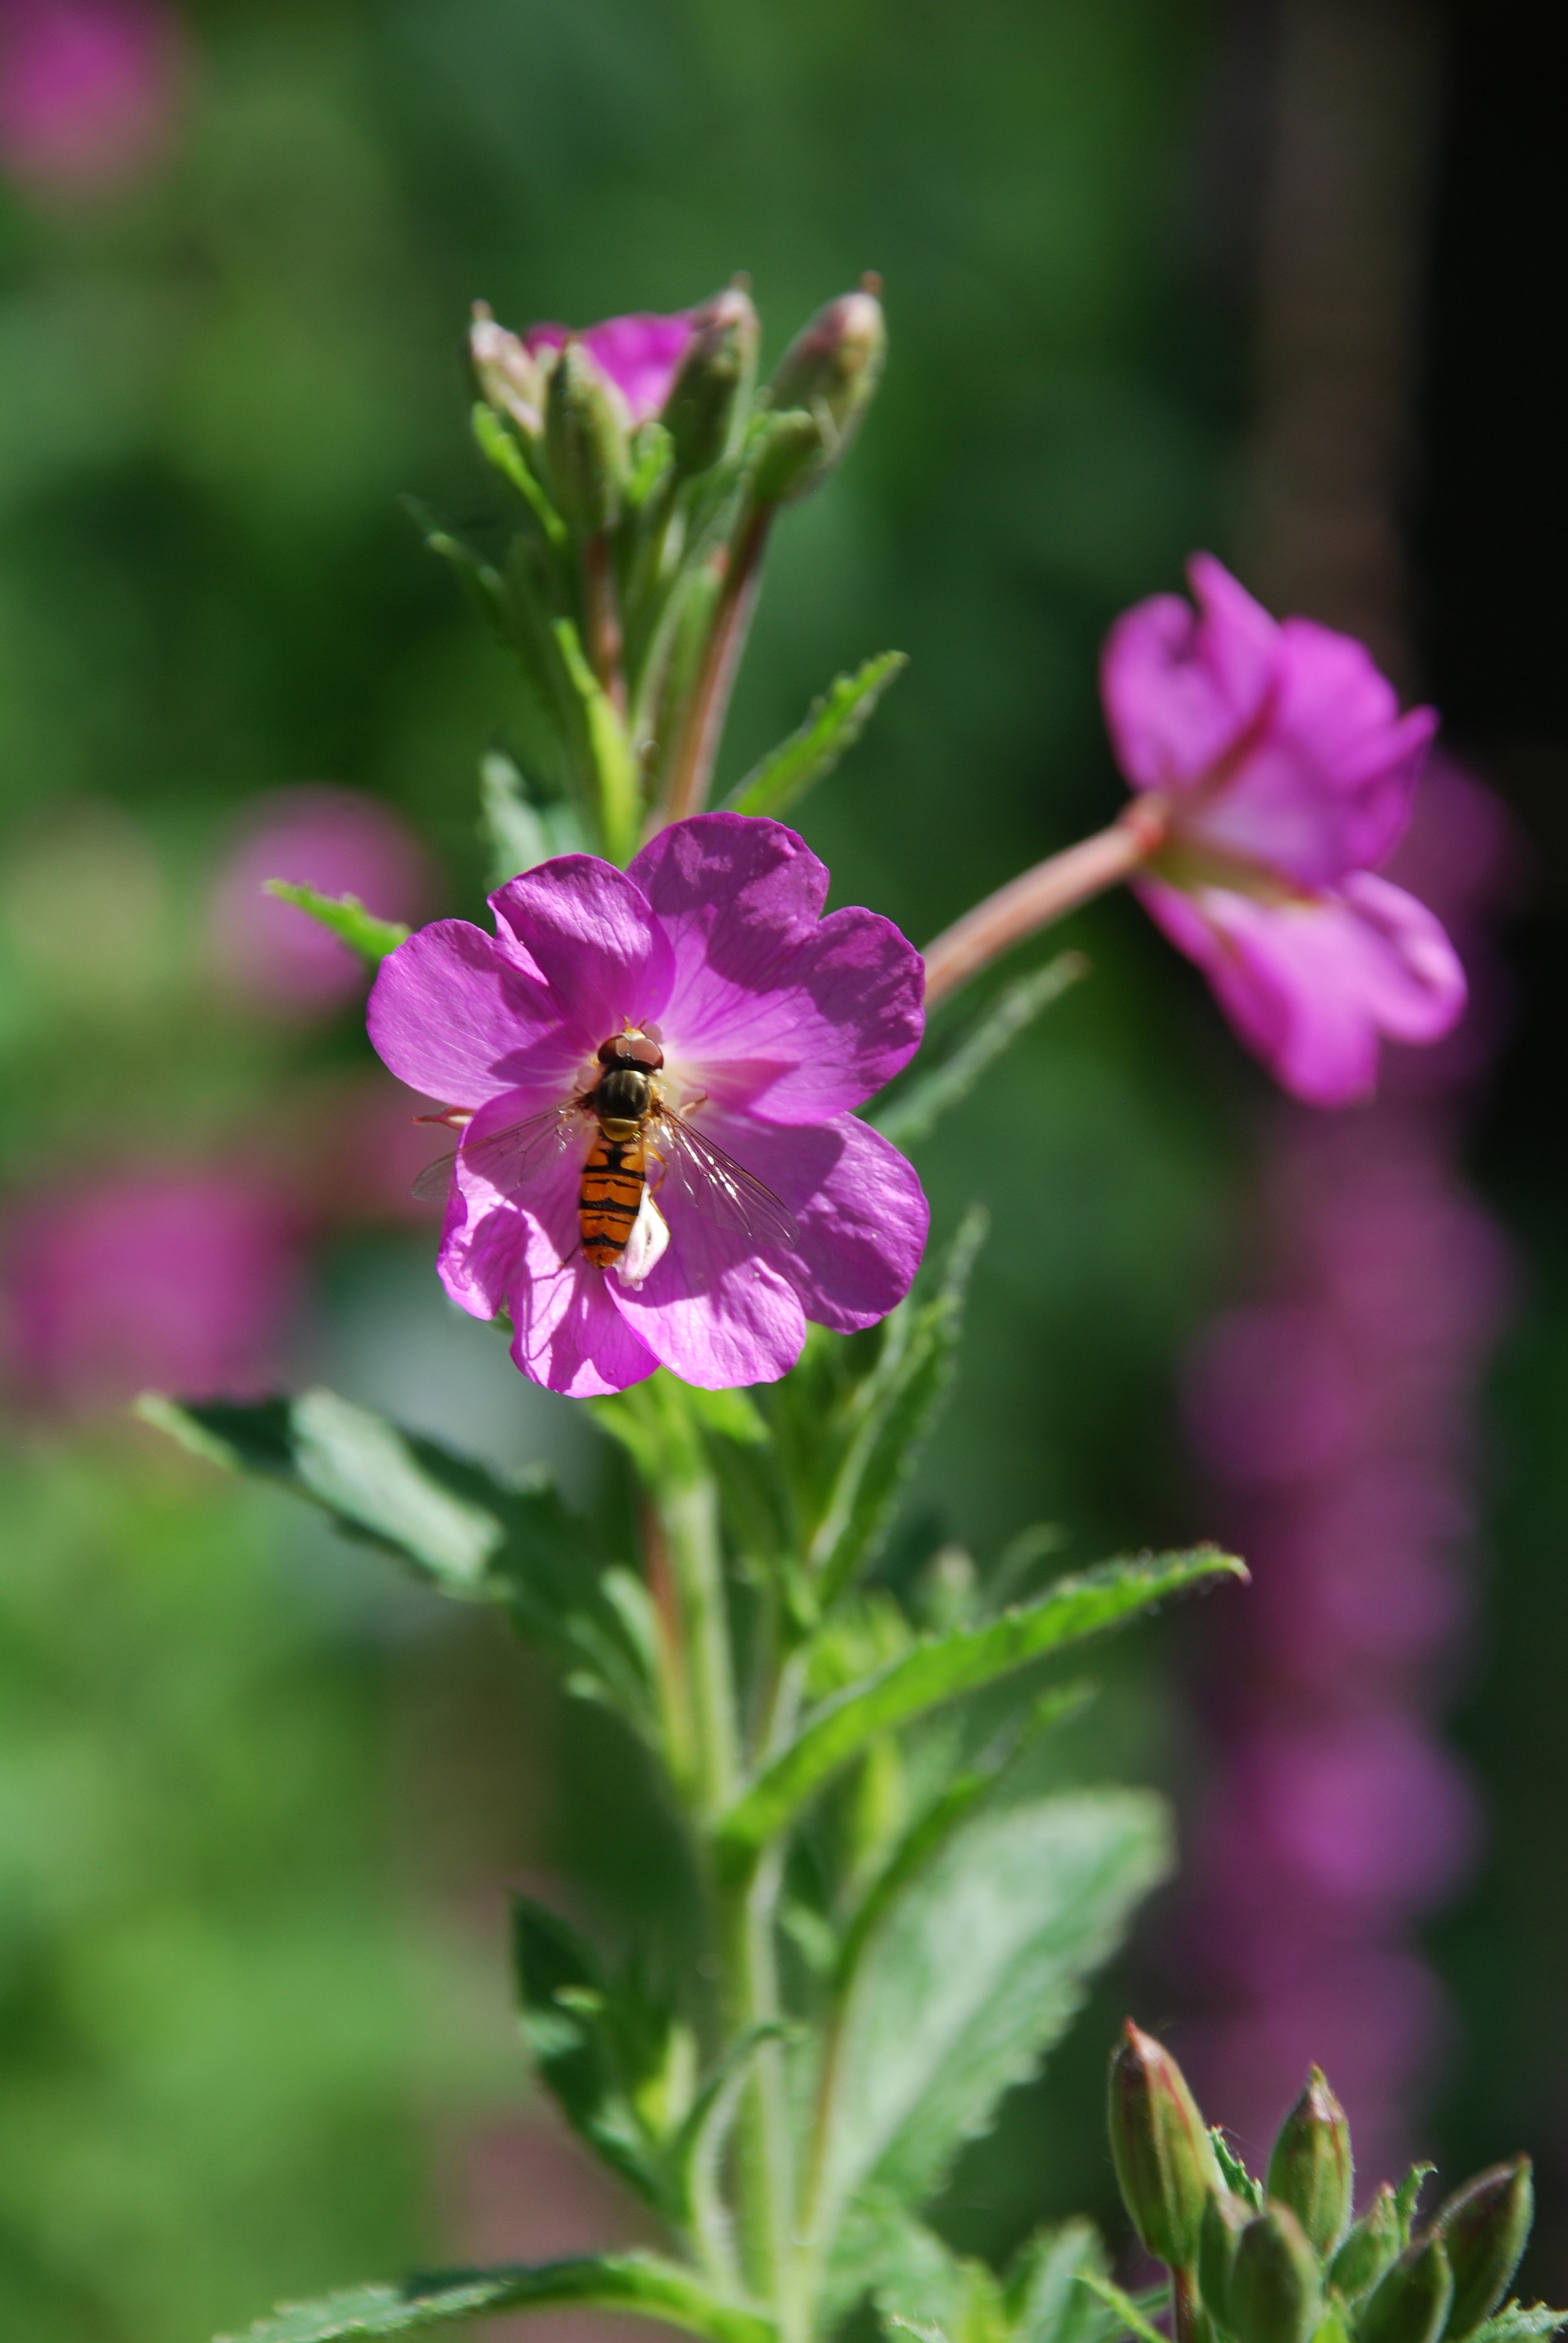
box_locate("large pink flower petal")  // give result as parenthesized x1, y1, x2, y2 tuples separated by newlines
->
(367, 920, 561, 1105)
(694, 1109, 930, 1334)
(489, 855, 675, 1056)
(1192, 619, 1437, 887)
(1136, 871, 1467, 1107)
(630, 814, 923, 1120)
(437, 1090, 658, 1395)
(1101, 552, 1278, 794)
(608, 1209, 808, 1389)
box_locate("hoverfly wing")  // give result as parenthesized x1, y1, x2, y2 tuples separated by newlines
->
(656, 1110, 800, 1251)
(411, 1103, 582, 1206)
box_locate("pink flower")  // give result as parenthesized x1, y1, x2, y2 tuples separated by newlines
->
(208, 786, 432, 1017)
(2, 1169, 297, 1411)
(1101, 553, 1466, 1105)
(524, 309, 696, 429)
(367, 813, 928, 1396)
(0, 0, 183, 193)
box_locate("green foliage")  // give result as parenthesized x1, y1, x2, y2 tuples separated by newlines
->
(874, 957, 1089, 1154)
(728, 653, 908, 819)
(263, 882, 410, 964)
(140, 1390, 657, 1731)
(874, 2209, 1122, 2343)
(221, 2253, 779, 2343)
(809, 1791, 1170, 2268)
(718, 1550, 1241, 1865)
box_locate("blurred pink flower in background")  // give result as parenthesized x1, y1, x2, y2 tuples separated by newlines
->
(0, 0, 183, 193)
(524, 310, 696, 428)
(1103, 556, 1465, 1105)
(2, 1169, 299, 1411)
(1176, 758, 1518, 2184)
(208, 786, 432, 1018)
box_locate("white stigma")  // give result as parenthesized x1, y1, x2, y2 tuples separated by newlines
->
(613, 1189, 670, 1288)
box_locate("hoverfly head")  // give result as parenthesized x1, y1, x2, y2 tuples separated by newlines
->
(598, 1026, 665, 1071)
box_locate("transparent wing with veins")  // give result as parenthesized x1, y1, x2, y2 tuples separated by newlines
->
(652, 1108, 800, 1252)
(411, 1101, 588, 1205)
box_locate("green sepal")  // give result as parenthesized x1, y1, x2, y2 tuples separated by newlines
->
(1212, 2132, 1265, 2213)
(1437, 2162, 1535, 2342)
(1333, 2190, 1402, 2304)
(1266, 2069, 1353, 2258)
(727, 651, 906, 820)
(471, 401, 566, 548)
(1359, 2238, 1454, 2343)
(1227, 2205, 1322, 2343)
(263, 881, 408, 964)
(139, 1390, 655, 1731)
(215, 2253, 778, 2343)
(874, 955, 1088, 1152)
(716, 1547, 1244, 1867)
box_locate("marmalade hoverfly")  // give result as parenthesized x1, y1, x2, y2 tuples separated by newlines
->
(413, 1028, 798, 1278)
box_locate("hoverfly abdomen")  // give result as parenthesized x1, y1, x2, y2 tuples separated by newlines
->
(580, 1029, 665, 1267)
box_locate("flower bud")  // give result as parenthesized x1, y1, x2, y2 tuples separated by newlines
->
(1266, 2069, 1354, 2258)
(1330, 2186, 1402, 2302)
(1200, 2189, 1249, 2324)
(758, 278, 886, 499)
(1227, 2204, 1322, 2343)
(660, 284, 759, 477)
(543, 339, 630, 531)
(1108, 2021, 1224, 2270)
(1360, 2237, 1454, 2343)
(1435, 2159, 1532, 2340)
(469, 302, 545, 437)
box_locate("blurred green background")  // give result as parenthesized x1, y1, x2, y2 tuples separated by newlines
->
(2, 1, 1564, 2337)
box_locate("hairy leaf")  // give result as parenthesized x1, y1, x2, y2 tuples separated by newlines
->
(728, 651, 907, 819)
(218, 2253, 778, 2343)
(263, 881, 408, 965)
(510, 1896, 664, 2208)
(1467, 2309, 1568, 2343)
(718, 1549, 1242, 1863)
(141, 1390, 654, 1727)
(808, 1791, 1170, 2252)
(553, 616, 638, 864)
(479, 748, 585, 885)
(873, 955, 1088, 1152)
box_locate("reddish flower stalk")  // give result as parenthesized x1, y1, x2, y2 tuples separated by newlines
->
(921, 798, 1168, 1008)
(659, 506, 771, 827)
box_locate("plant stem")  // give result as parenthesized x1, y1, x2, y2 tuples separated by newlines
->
(657, 1475, 739, 1819)
(659, 505, 770, 825)
(920, 795, 1168, 1008)
(718, 1846, 800, 2340)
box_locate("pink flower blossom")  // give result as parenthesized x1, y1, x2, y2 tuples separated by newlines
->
(524, 309, 696, 429)
(208, 786, 432, 1016)
(2, 1169, 297, 1411)
(1101, 553, 1466, 1105)
(0, 0, 183, 193)
(367, 812, 928, 1396)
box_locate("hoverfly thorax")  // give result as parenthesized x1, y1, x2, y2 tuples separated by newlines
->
(591, 1029, 664, 1139)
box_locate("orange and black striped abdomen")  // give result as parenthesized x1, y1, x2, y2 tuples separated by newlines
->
(580, 1127, 646, 1267)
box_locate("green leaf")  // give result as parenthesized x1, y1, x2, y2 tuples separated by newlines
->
(1467, 2309, 1568, 2343)
(140, 1390, 654, 1728)
(479, 747, 585, 885)
(408, 502, 511, 639)
(874, 2213, 1007, 2343)
(810, 1792, 1170, 2277)
(1075, 2276, 1172, 2343)
(263, 881, 408, 965)
(217, 2252, 778, 2343)
(510, 1895, 665, 2208)
(806, 1209, 987, 1609)
(728, 651, 907, 819)
(718, 1548, 1244, 1866)
(1396, 2165, 1438, 2244)
(471, 401, 567, 548)
(872, 956, 1088, 1152)
(1212, 2128, 1264, 2211)
(669, 2021, 792, 2281)
(1005, 2224, 1126, 2343)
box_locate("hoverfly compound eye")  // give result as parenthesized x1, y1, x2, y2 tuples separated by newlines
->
(597, 1030, 664, 1070)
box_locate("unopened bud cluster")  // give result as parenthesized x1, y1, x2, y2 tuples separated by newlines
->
(446, 275, 886, 864)
(1110, 2024, 1537, 2343)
